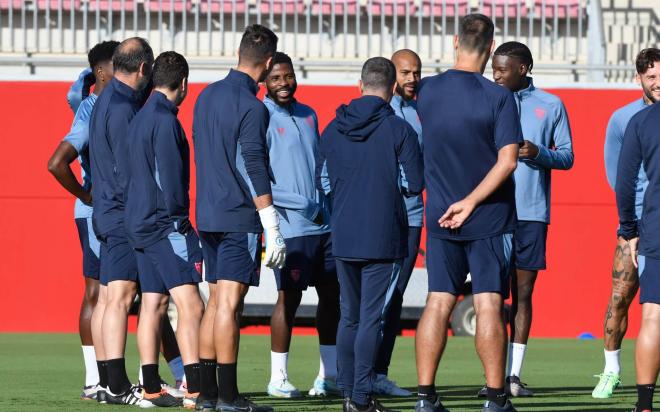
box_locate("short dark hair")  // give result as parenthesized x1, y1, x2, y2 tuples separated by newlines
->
(272, 52, 293, 68)
(458, 14, 495, 55)
(88, 41, 119, 69)
(636, 48, 660, 74)
(152, 51, 189, 91)
(361, 57, 396, 91)
(238, 24, 278, 65)
(112, 37, 154, 74)
(494, 41, 534, 72)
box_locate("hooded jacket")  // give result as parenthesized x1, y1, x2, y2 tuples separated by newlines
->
(316, 95, 424, 260)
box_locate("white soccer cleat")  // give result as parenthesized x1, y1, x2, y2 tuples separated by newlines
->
(267, 379, 302, 398)
(308, 376, 341, 397)
(160, 380, 185, 399)
(373, 374, 412, 397)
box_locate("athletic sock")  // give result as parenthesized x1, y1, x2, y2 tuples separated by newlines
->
(354, 400, 370, 411)
(486, 387, 507, 407)
(97, 360, 108, 389)
(168, 356, 185, 383)
(319, 345, 337, 379)
(217, 363, 239, 403)
(138, 362, 143, 385)
(142, 364, 161, 394)
(106, 358, 132, 395)
(183, 363, 201, 394)
(506, 343, 526, 378)
(82, 346, 99, 387)
(417, 384, 437, 403)
(604, 349, 621, 374)
(270, 351, 289, 383)
(199, 359, 218, 400)
(637, 383, 655, 410)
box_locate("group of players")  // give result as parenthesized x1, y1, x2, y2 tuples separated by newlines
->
(46, 9, 659, 412)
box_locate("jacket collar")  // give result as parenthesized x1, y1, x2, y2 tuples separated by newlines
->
(226, 69, 259, 96)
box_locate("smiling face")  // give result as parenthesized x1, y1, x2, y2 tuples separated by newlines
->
(265, 62, 297, 106)
(392, 53, 421, 101)
(638, 60, 660, 104)
(492, 54, 528, 92)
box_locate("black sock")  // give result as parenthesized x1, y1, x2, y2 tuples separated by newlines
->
(141, 364, 161, 394)
(637, 383, 655, 410)
(418, 384, 437, 402)
(354, 401, 370, 411)
(486, 387, 507, 407)
(217, 363, 239, 403)
(184, 363, 201, 394)
(106, 358, 131, 395)
(97, 360, 108, 388)
(199, 359, 218, 399)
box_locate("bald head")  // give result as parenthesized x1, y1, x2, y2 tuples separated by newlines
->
(391, 49, 422, 100)
(112, 37, 154, 75)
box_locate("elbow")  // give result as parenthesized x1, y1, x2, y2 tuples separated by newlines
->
(47, 156, 61, 176)
(504, 158, 518, 175)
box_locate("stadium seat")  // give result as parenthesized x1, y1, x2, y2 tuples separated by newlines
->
(0, 0, 26, 8)
(311, 0, 358, 16)
(368, 0, 417, 17)
(258, 0, 306, 14)
(480, 0, 529, 18)
(420, 0, 468, 18)
(144, 0, 192, 12)
(197, 0, 247, 13)
(86, 0, 137, 11)
(533, 0, 582, 19)
(1, 0, 79, 10)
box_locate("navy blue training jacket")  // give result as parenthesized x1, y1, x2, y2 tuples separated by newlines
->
(193, 69, 273, 233)
(316, 95, 424, 260)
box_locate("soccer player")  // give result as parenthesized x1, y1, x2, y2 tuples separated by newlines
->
(316, 57, 423, 412)
(125, 51, 204, 408)
(415, 14, 522, 412)
(262, 52, 341, 399)
(490, 41, 574, 396)
(47, 40, 119, 401)
(594, 47, 660, 399)
(370, 48, 423, 398)
(89, 37, 154, 405)
(615, 99, 660, 412)
(193, 24, 285, 412)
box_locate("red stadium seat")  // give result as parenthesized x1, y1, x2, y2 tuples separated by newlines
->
(311, 0, 358, 16)
(533, 0, 583, 18)
(0, 0, 79, 9)
(420, 0, 467, 18)
(86, 0, 137, 11)
(369, 0, 417, 17)
(480, 0, 529, 18)
(198, 0, 247, 14)
(144, 0, 191, 12)
(258, 0, 305, 14)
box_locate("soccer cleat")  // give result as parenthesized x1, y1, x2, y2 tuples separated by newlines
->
(139, 389, 183, 408)
(415, 397, 450, 412)
(183, 391, 199, 409)
(105, 385, 143, 405)
(195, 396, 217, 411)
(81, 384, 103, 401)
(161, 379, 186, 399)
(373, 374, 412, 397)
(482, 400, 517, 412)
(506, 376, 533, 397)
(592, 372, 621, 399)
(346, 398, 399, 412)
(477, 387, 487, 398)
(266, 378, 302, 398)
(308, 376, 342, 396)
(215, 396, 274, 411)
(96, 387, 108, 404)
(342, 397, 351, 412)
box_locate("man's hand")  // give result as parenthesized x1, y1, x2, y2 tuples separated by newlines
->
(438, 198, 476, 229)
(629, 237, 640, 268)
(519, 140, 539, 159)
(80, 190, 93, 206)
(258, 205, 287, 269)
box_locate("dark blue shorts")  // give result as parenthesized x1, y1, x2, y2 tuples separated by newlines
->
(513, 221, 548, 271)
(136, 231, 203, 294)
(199, 231, 262, 286)
(273, 233, 336, 291)
(426, 233, 513, 296)
(638, 255, 660, 304)
(75, 217, 100, 280)
(99, 228, 138, 286)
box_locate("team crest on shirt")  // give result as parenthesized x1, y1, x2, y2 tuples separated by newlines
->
(290, 269, 301, 283)
(535, 107, 546, 119)
(194, 261, 202, 274)
(306, 116, 315, 127)
(277, 127, 286, 136)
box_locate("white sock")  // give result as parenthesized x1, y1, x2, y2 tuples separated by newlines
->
(604, 349, 621, 374)
(319, 345, 337, 379)
(507, 343, 527, 378)
(168, 356, 185, 382)
(82, 346, 99, 387)
(270, 351, 289, 383)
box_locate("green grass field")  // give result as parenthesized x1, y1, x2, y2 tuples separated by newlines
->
(0, 333, 641, 411)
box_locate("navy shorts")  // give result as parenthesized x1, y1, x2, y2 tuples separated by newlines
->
(99, 228, 138, 286)
(427, 233, 513, 296)
(199, 231, 262, 286)
(75, 217, 100, 279)
(273, 233, 336, 291)
(638, 255, 660, 304)
(513, 221, 548, 271)
(136, 231, 203, 294)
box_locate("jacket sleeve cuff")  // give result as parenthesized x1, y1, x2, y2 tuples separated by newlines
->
(617, 221, 639, 240)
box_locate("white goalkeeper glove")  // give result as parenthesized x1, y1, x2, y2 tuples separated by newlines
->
(258, 205, 286, 269)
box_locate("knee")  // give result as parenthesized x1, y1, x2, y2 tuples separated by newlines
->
(516, 282, 535, 304)
(84, 285, 100, 305)
(181, 296, 205, 320)
(610, 292, 633, 312)
(473, 295, 503, 318)
(108, 294, 135, 312)
(425, 293, 455, 317)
